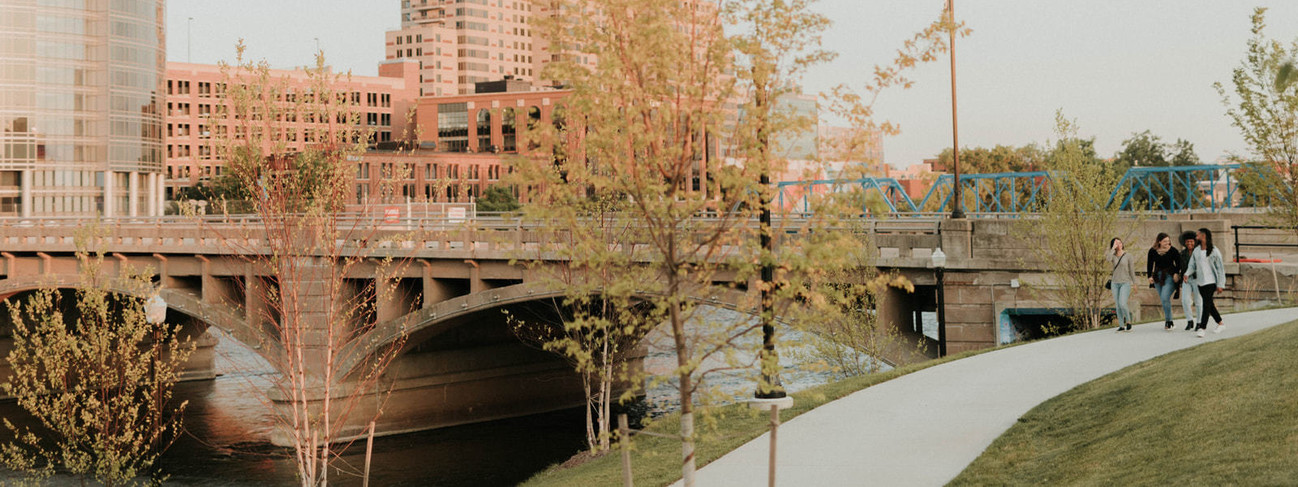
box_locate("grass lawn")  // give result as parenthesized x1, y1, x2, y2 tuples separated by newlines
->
(520, 348, 987, 487)
(951, 319, 1298, 486)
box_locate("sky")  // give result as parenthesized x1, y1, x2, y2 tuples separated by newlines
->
(165, 1, 1298, 169)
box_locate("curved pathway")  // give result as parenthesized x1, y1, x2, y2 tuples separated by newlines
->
(679, 307, 1298, 487)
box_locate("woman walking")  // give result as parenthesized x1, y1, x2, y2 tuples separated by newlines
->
(1147, 233, 1181, 331)
(1177, 231, 1202, 331)
(1108, 237, 1138, 332)
(1184, 227, 1227, 338)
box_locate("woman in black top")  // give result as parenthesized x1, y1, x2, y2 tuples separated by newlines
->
(1147, 232, 1181, 330)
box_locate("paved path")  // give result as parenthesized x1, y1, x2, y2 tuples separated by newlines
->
(677, 307, 1298, 487)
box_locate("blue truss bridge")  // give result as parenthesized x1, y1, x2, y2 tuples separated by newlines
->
(776, 164, 1273, 216)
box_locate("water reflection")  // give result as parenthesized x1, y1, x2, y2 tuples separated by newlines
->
(0, 328, 589, 486)
(0, 306, 865, 486)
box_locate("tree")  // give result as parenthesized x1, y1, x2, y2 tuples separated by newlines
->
(1, 238, 193, 486)
(509, 196, 659, 454)
(476, 184, 521, 212)
(1216, 7, 1298, 233)
(1113, 130, 1167, 168)
(1112, 131, 1201, 210)
(929, 144, 1045, 212)
(1168, 139, 1201, 167)
(933, 144, 1043, 174)
(208, 43, 410, 487)
(516, 1, 952, 485)
(1020, 111, 1132, 331)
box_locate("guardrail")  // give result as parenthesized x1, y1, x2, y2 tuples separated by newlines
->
(1232, 225, 1298, 262)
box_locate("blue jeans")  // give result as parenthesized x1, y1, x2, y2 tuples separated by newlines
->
(1112, 282, 1132, 328)
(1180, 279, 1201, 323)
(1154, 275, 1176, 321)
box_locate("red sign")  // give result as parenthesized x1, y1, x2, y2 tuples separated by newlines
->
(383, 207, 400, 224)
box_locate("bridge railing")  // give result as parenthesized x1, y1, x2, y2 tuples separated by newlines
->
(780, 164, 1287, 215)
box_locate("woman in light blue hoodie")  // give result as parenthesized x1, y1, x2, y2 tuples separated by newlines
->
(1184, 227, 1226, 338)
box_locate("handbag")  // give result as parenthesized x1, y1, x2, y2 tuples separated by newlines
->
(1104, 254, 1123, 290)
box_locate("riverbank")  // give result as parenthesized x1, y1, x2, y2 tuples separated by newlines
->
(526, 308, 1298, 487)
(520, 348, 981, 487)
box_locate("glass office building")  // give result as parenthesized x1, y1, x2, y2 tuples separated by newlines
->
(0, 0, 165, 217)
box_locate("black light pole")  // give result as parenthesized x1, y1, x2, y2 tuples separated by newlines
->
(946, 0, 965, 220)
(756, 169, 786, 400)
(932, 248, 948, 357)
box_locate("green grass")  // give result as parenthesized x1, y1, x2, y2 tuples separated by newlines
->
(521, 348, 989, 487)
(951, 319, 1298, 486)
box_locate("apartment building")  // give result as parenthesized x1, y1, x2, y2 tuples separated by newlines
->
(163, 59, 420, 197)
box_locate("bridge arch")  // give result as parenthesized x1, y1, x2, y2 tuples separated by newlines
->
(0, 275, 283, 368)
(338, 281, 760, 380)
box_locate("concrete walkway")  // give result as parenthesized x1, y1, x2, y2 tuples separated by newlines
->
(677, 307, 1298, 487)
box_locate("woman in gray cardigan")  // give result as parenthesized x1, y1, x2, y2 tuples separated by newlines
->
(1184, 227, 1227, 337)
(1108, 237, 1139, 332)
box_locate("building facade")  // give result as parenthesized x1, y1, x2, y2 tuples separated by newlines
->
(163, 59, 420, 198)
(0, 0, 166, 217)
(387, 0, 545, 96)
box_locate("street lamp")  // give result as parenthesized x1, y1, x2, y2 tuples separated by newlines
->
(145, 291, 167, 421)
(931, 248, 948, 357)
(146, 293, 167, 326)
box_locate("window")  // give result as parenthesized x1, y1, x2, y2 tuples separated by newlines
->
(501, 107, 516, 152)
(437, 103, 468, 153)
(476, 109, 491, 151)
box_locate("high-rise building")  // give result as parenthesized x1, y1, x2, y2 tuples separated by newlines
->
(387, 0, 543, 96)
(0, 0, 166, 217)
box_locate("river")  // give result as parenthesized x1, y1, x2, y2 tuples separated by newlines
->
(0, 307, 878, 486)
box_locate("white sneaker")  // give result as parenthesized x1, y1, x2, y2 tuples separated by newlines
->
(1197, 329, 1206, 338)
(1214, 323, 1225, 334)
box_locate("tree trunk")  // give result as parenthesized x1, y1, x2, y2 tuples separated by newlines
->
(669, 268, 696, 486)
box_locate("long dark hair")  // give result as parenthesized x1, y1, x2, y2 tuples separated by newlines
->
(1199, 227, 1214, 256)
(1152, 232, 1169, 250)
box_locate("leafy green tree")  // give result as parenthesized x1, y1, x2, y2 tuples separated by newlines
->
(1168, 139, 1201, 167)
(1113, 130, 1167, 168)
(934, 144, 1043, 174)
(476, 184, 521, 212)
(1020, 111, 1132, 331)
(1112, 131, 1201, 209)
(515, 2, 951, 485)
(1215, 7, 1298, 232)
(928, 144, 1045, 212)
(1, 242, 193, 486)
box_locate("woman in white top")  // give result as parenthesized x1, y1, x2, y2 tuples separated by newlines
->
(1184, 227, 1226, 337)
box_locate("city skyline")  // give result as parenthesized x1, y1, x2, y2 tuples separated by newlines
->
(166, 1, 1298, 170)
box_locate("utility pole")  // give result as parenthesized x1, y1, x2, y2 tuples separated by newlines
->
(947, 0, 965, 219)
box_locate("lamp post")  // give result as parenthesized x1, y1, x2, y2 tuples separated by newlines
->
(145, 292, 167, 422)
(931, 248, 948, 357)
(187, 17, 194, 63)
(946, 0, 965, 220)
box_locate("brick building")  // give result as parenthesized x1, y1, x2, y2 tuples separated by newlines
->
(163, 60, 420, 198)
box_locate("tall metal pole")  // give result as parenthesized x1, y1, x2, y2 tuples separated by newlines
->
(947, 0, 965, 220)
(187, 17, 193, 63)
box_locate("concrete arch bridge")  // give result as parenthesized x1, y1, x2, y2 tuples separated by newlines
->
(0, 212, 1293, 440)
